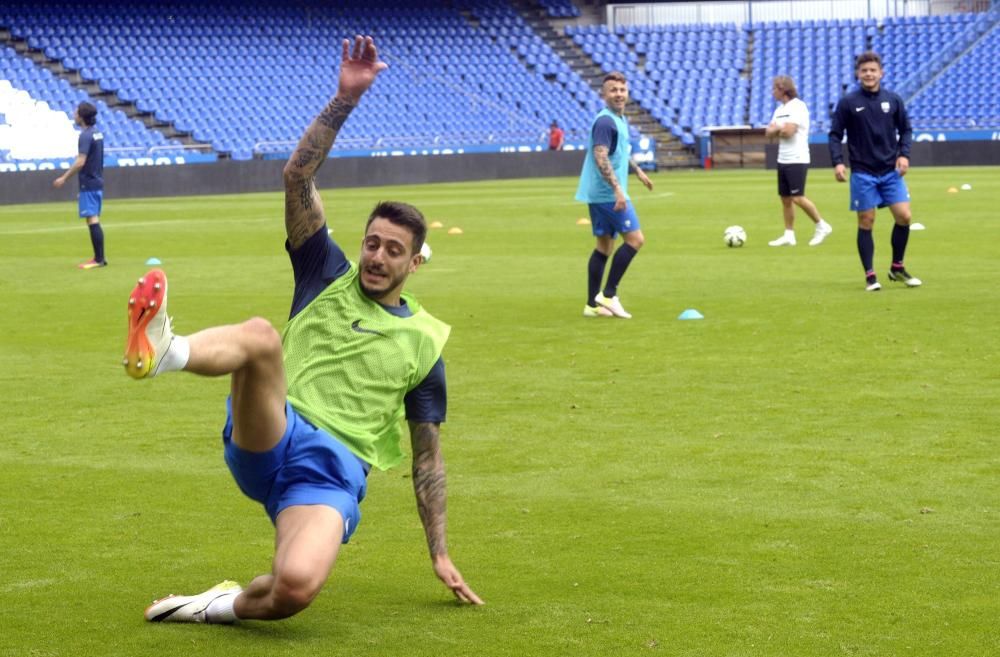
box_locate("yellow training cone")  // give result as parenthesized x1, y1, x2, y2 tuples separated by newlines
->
(947, 187, 958, 193)
(430, 221, 444, 229)
(576, 217, 591, 225)
(448, 227, 463, 235)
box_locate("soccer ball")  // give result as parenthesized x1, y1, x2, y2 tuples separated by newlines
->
(419, 241, 432, 263)
(724, 225, 747, 248)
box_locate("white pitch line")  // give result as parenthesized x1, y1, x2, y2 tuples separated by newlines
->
(0, 190, 676, 235)
(411, 190, 675, 208)
(0, 215, 274, 235)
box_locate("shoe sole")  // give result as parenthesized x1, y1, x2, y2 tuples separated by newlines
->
(598, 305, 632, 319)
(595, 298, 632, 319)
(124, 269, 167, 379)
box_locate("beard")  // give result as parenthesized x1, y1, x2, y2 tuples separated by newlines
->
(359, 268, 405, 303)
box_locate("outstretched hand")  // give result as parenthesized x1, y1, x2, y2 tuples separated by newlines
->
(433, 555, 484, 606)
(337, 35, 388, 104)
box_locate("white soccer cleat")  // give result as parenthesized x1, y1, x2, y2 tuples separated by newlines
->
(144, 580, 242, 623)
(768, 234, 796, 247)
(808, 223, 833, 246)
(594, 292, 632, 319)
(123, 269, 174, 379)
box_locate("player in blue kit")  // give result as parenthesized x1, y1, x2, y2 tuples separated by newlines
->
(53, 101, 107, 269)
(127, 36, 482, 625)
(829, 51, 921, 291)
(576, 71, 654, 319)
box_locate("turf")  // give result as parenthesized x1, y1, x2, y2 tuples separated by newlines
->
(0, 166, 998, 657)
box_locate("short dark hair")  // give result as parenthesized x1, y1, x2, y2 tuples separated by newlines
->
(855, 51, 882, 69)
(77, 102, 97, 126)
(366, 201, 427, 254)
(603, 71, 627, 85)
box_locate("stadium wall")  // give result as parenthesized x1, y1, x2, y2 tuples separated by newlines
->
(765, 141, 1000, 168)
(1, 151, 587, 206)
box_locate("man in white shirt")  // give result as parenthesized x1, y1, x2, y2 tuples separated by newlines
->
(765, 76, 832, 247)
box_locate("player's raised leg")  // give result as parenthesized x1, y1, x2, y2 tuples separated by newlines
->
(124, 268, 289, 447)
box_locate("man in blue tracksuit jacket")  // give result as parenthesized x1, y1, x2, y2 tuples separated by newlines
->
(829, 51, 921, 291)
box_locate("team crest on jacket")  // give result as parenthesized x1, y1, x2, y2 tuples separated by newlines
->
(881, 101, 891, 113)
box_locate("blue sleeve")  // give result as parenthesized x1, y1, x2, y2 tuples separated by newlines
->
(591, 116, 618, 154)
(895, 95, 912, 158)
(78, 130, 91, 155)
(828, 98, 847, 166)
(404, 357, 447, 423)
(287, 225, 350, 319)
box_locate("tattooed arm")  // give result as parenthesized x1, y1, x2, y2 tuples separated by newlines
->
(594, 146, 625, 212)
(593, 144, 628, 211)
(629, 158, 654, 191)
(283, 35, 387, 249)
(409, 420, 484, 605)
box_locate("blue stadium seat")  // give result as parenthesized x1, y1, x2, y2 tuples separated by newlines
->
(3, 1, 996, 161)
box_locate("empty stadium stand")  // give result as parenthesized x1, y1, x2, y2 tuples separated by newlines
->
(1, 1, 997, 170)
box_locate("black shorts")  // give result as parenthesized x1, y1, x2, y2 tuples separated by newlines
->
(777, 163, 808, 197)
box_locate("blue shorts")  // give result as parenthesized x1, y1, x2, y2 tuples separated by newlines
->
(79, 190, 102, 218)
(222, 398, 369, 542)
(588, 201, 641, 238)
(849, 171, 910, 212)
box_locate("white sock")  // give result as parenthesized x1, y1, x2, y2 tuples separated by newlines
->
(158, 335, 190, 374)
(785, 230, 795, 238)
(205, 592, 239, 623)
(818, 220, 830, 230)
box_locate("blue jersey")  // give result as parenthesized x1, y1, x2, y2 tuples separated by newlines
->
(287, 226, 447, 424)
(575, 110, 631, 204)
(829, 86, 911, 176)
(78, 126, 104, 191)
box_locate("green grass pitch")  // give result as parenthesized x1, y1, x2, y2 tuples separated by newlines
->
(1, 166, 998, 657)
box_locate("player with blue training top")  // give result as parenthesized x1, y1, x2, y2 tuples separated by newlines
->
(829, 51, 921, 291)
(576, 71, 654, 319)
(53, 101, 107, 269)
(124, 36, 482, 625)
